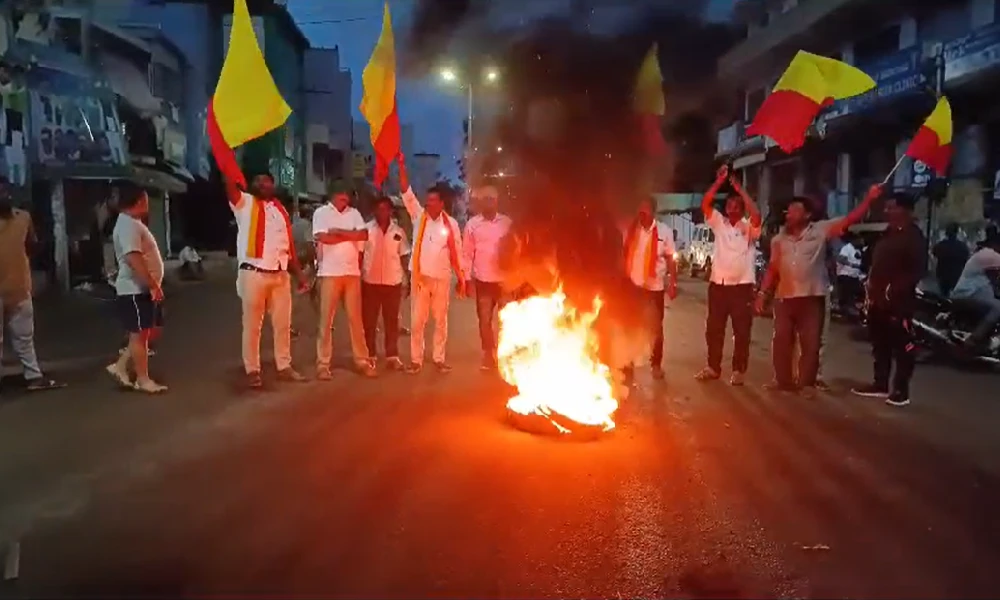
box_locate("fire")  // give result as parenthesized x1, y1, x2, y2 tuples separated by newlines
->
(497, 288, 618, 433)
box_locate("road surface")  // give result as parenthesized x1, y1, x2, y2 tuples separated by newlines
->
(2, 277, 1000, 598)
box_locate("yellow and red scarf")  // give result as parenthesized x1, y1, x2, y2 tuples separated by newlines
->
(624, 220, 658, 287)
(412, 210, 461, 279)
(246, 198, 300, 270)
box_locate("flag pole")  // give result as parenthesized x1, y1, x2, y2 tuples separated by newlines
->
(881, 152, 907, 186)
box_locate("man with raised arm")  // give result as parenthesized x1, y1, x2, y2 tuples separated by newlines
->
(225, 171, 309, 389)
(695, 164, 762, 387)
(398, 156, 467, 374)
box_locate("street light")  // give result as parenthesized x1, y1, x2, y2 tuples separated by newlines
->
(485, 68, 499, 83)
(437, 65, 501, 160)
(440, 67, 458, 83)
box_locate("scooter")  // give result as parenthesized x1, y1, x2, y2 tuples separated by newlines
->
(910, 288, 1000, 366)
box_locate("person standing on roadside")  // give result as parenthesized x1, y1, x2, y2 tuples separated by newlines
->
(106, 187, 167, 393)
(695, 165, 762, 386)
(362, 196, 410, 371)
(852, 192, 926, 407)
(623, 196, 678, 381)
(463, 184, 512, 371)
(758, 185, 882, 394)
(836, 232, 864, 315)
(0, 176, 62, 393)
(226, 172, 310, 390)
(932, 223, 969, 298)
(399, 156, 467, 374)
(313, 181, 374, 379)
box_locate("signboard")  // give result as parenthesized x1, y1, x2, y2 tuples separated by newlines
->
(351, 153, 367, 178)
(911, 159, 931, 188)
(829, 49, 924, 119)
(944, 21, 1000, 82)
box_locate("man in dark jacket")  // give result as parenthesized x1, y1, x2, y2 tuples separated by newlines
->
(932, 223, 969, 297)
(852, 192, 926, 407)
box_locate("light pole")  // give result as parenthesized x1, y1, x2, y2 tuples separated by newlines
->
(439, 66, 500, 163)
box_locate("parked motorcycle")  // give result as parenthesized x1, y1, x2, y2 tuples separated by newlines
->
(910, 288, 1000, 366)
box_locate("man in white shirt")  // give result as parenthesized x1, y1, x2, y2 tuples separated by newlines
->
(225, 171, 309, 390)
(623, 196, 678, 381)
(399, 158, 467, 373)
(362, 196, 411, 370)
(950, 230, 1000, 349)
(696, 164, 762, 386)
(312, 181, 373, 379)
(463, 184, 513, 371)
(835, 233, 864, 316)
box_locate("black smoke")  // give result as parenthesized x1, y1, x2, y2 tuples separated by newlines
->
(405, 0, 736, 368)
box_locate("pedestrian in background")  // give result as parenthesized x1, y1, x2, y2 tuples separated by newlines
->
(463, 184, 512, 371)
(852, 192, 926, 407)
(313, 181, 374, 379)
(0, 176, 62, 393)
(106, 186, 167, 394)
(932, 223, 969, 298)
(362, 196, 410, 371)
(695, 164, 762, 387)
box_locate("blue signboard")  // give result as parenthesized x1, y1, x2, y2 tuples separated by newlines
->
(944, 21, 1000, 82)
(826, 49, 925, 120)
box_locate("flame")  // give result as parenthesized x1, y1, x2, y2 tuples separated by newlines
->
(498, 288, 618, 433)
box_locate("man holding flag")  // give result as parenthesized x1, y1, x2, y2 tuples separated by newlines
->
(209, 0, 308, 389)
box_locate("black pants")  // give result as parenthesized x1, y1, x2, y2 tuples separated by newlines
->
(706, 283, 754, 373)
(867, 305, 916, 397)
(772, 295, 825, 387)
(475, 280, 507, 356)
(836, 275, 862, 313)
(362, 283, 402, 359)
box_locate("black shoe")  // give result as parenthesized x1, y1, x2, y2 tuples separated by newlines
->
(851, 383, 889, 399)
(885, 392, 911, 407)
(276, 368, 306, 382)
(246, 371, 263, 389)
(405, 362, 422, 374)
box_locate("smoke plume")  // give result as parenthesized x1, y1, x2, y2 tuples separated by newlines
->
(406, 0, 731, 369)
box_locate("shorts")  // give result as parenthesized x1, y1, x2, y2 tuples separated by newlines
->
(116, 293, 164, 333)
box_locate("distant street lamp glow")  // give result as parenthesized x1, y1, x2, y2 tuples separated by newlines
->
(497, 146, 503, 152)
(485, 68, 499, 83)
(440, 68, 458, 82)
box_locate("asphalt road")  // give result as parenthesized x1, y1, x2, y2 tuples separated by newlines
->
(4, 279, 1000, 599)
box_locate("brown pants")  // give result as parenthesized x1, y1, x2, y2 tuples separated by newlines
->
(316, 275, 369, 369)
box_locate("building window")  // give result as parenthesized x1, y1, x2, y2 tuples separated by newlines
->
(745, 88, 767, 122)
(853, 24, 901, 65)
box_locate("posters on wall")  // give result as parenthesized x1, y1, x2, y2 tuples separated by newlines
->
(0, 65, 29, 185)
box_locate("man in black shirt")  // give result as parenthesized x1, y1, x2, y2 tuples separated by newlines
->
(932, 223, 969, 297)
(852, 192, 926, 407)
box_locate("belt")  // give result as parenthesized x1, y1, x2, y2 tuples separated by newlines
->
(239, 263, 284, 274)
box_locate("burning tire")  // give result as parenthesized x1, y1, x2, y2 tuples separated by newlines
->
(505, 407, 611, 441)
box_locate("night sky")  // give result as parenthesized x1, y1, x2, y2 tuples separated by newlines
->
(287, 0, 736, 179)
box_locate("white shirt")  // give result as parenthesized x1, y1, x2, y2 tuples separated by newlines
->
(705, 210, 761, 286)
(313, 204, 366, 277)
(626, 221, 676, 291)
(402, 186, 464, 280)
(231, 192, 291, 271)
(362, 219, 411, 286)
(836, 242, 862, 279)
(951, 247, 1000, 300)
(463, 212, 512, 283)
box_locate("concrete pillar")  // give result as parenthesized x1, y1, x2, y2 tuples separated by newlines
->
(51, 180, 69, 292)
(836, 152, 851, 215)
(760, 164, 773, 219)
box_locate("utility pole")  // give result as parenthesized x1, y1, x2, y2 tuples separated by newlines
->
(925, 44, 946, 251)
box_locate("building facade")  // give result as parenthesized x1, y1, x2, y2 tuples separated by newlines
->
(304, 45, 352, 200)
(715, 0, 1000, 240)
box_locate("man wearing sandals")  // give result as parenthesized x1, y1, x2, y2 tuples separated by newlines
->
(0, 176, 63, 393)
(106, 186, 167, 393)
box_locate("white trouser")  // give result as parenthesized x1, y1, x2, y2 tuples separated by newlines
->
(410, 275, 450, 364)
(0, 297, 44, 381)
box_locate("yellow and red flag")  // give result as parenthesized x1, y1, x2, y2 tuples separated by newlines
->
(360, 2, 401, 189)
(746, 51, 875, 153)
(905, 96, 953, 176)
(208, 0, 291, 188)
(634, 43, 667, 156)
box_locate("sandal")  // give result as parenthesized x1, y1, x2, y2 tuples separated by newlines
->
(25, 377, 66, 392)
(105, 363, 132, 388)
(133, 379, 168, 394)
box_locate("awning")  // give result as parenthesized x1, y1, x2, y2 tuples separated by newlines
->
(97, 51, 160, 116)
(131, 166, 188, 194)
